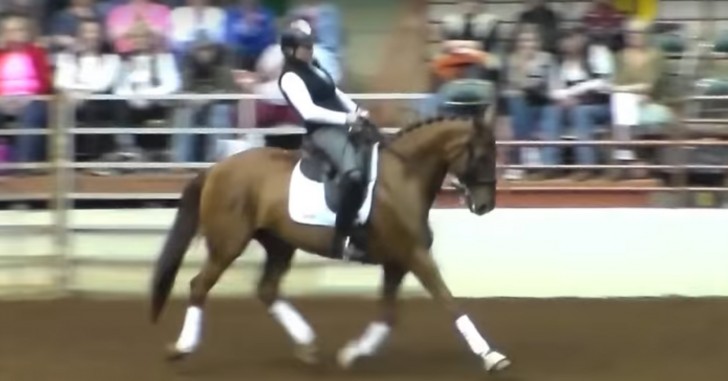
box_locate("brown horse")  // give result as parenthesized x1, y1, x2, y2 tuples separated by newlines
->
(149, 107, 511, 374)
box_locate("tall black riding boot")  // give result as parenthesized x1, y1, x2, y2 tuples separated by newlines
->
(330, 176, 366, 260)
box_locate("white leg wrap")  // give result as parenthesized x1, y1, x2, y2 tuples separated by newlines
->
(455, 315, 491, 355)
(338, 321, 391, 368)
(175, 306, 203, 353)
(269, 300, 316, 345)
(355, 321, 391, 356)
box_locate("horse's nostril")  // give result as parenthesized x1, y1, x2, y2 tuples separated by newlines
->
(474, 204, 488, 215)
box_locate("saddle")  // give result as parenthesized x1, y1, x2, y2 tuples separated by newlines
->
(299, 128, 374, 214)
(297, 128, 376, 263)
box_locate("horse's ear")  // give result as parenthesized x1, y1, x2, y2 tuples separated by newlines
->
(483, 103, 497, 129)
(473, 103, 496, 137)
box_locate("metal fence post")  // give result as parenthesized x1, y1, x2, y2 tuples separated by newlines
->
(50, 95, 74, 294)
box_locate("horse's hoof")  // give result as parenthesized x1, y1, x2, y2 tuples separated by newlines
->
(165, 343, 192, 362)
(336, 340, 360, 370)
(482, 350, 511, 372)
(294, 343, 319, 365)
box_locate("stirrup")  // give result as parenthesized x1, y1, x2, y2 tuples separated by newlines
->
(341, 236, 361, 261)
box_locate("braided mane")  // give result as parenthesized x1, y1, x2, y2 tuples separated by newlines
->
(391, 114, 473, 141)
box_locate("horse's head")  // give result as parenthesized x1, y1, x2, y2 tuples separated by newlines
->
(389, 88, 498, 215)
(447, 104, 497, 216)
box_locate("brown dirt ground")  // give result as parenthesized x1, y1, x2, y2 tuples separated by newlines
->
(1, 297, 727, 381)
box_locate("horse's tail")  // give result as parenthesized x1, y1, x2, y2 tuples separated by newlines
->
(150, 171, 206, 323)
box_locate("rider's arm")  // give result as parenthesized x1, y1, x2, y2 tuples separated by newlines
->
(280, 72, 349, 125)
(335, 88, 358, 113)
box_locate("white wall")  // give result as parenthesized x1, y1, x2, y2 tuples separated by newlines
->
(1, 208, 728, 298)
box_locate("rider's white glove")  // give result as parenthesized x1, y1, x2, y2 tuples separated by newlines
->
(345, 112, 359, 124)
(356, 108, 370, 119)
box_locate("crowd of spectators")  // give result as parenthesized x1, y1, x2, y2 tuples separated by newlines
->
(0, 0, 342, 171)
(0, 0, 681, 183)
(428, 0, 676, 181)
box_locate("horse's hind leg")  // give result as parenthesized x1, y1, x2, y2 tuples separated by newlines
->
(167, 224, 253, 360)
(256, 231, 318, 364)
(337, 262, 407, 369)
(408, 246, 511, 373)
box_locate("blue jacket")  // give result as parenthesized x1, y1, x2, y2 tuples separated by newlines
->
(224, 5, 277, 60)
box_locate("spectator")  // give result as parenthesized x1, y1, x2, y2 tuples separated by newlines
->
(502, 26, 554, 180)
(0, 12, 51, 164)
(542, 27, 614, 181)
(113, 20, 180, 158)
(172, 35, 236, 163)
(440, 0, 501, 59)
(224, 0, 276, 70)
(515, 0, 561, 53)
(287, 0, 342, 62)
(582, 0, 625, 51)
(0, 0, 44, 19)
(418, 0, 502, 118)
(170, 0, 225, 56)
(610, 19, 672, 179)
(48, 0, 105, 53)
(106, 0, 171, 54)
(54, 17, 119, 162)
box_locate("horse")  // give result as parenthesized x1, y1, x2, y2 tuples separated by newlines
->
(149, 103, 511, 374)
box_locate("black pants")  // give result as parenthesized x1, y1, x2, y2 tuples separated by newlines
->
(114, 102, 169, 151)
(308, 125, 365, 177)
(308, 125, 368, 253)
(75, 100, 115, 161)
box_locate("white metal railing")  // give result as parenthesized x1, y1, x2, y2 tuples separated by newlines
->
(1, 91, 728, 294)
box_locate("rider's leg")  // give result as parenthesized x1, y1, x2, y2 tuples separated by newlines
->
(331, 168, 366, 257)
(309, 126, 368, 258)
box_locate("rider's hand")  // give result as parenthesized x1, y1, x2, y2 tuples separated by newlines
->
(356, 108, 370, 120)
(345, 112, 360, 124)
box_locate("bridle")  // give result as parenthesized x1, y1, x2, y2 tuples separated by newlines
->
(448, 103, 498, 190)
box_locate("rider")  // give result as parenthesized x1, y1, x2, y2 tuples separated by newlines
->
(278, 19, 370, 260)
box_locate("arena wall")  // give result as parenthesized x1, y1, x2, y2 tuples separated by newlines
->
(1, 208, 727, 298)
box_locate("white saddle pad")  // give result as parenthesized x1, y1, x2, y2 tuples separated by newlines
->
(288, 143, 380, 227)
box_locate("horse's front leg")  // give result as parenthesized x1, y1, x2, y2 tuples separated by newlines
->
(337, 263, 407, 369)
(408, 246, 511, 373)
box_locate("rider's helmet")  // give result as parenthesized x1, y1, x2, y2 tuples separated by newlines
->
(281, 19, 315, 62)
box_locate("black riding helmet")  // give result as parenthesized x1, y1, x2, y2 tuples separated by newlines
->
(281, 20, 315, 60)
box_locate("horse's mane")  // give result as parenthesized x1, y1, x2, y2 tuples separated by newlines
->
(390, 114, 475, 142)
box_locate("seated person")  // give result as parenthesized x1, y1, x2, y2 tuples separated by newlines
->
(0, 12, 51, 164)
(113, 20, 181, 158)
(47, 0, 105, 53)
(541, 27, 614, 181)
(502, 27, 555, 180)
(106, 0, 171, 54)
(170, 0, 226, 57)
(420, 0, 501, 118)
(223, 0, 276, 70)
(54, 17, 120, 162)
(172, 34, 236, 162)
(610, 19, 673, 180)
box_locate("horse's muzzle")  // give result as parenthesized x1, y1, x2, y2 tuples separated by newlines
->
(469, 201, 493, 216)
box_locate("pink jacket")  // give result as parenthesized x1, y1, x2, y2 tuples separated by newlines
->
(106, 2, 172, 53)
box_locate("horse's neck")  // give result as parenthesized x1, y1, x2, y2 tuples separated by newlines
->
(390, 122, 468, 206)
(391, 123, 468, 161)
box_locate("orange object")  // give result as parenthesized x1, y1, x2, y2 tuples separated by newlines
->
(432, 51, 487, 81)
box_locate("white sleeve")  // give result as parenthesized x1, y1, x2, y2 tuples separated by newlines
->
(95, 54, 121, 93)
(335, 88, 358, 113)
(143, 53, 182, 96)
(279, 72, 348, 125)
(54, 54, 76, 91)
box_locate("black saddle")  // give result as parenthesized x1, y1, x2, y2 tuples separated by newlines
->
(299, 138, 373, 214)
